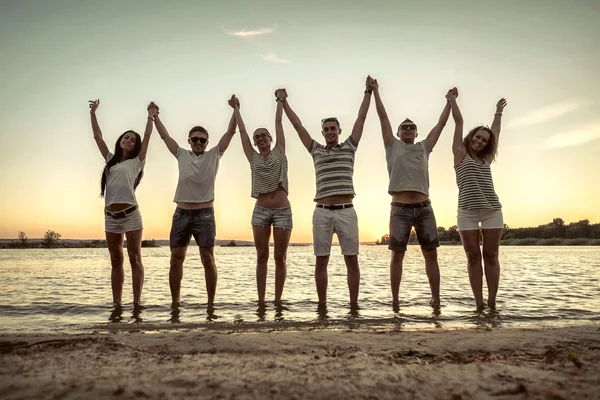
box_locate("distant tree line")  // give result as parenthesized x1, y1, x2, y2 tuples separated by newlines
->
(1, 230, 159, 249)
(376, 218, 600, 245)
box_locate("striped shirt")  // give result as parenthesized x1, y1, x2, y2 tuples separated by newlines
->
(250, 147, 289, 198)
(454, 154, 501, 210)
(310, 137, 358, 201)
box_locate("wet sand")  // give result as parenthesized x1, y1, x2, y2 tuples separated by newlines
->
(1, 324, 599, 399)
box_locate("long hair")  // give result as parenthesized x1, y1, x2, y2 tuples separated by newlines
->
(100, 130, 144, 197)
(463, 126, 497, 163)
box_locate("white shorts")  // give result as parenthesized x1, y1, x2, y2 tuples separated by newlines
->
(105, 207, 144, 234)
(312, 206, 359, 256)
(457, 208, 504, 231)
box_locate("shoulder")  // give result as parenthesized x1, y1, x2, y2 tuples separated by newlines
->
(344, 136, 358, 150)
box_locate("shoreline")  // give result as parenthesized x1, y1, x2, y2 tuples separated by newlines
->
(1, 324, 598, 399)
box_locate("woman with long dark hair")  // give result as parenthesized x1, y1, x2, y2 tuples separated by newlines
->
(229, 93, 292, 303)
(448, 90, 508, 310)
(89, 99, 157, 307)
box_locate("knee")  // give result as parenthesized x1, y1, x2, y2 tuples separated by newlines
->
(201, 253, 214, 267)
(170, 253, 184, 268)
(483, 248, 499, 263)
(422, 249, 438, 263)
(391, 251, 405, 266)
(110, 254, 124, 267)
(465, 249, 481, 265)
(256, 251, 269, 265)
(274, 252, 286, 266)
(128, 253, 142, 267)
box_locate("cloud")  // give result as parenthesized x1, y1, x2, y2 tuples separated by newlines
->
(543, 122, 600, 149)
(506, 99, 593, 130)
(223, 26, 275, 37)
(260, 52, 291, 63)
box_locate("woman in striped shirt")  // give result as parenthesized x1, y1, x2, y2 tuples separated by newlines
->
(448, 88, 508, 310)
(229, 93, 292, 303)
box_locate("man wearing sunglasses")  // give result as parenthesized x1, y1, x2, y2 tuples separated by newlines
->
(277, 76, 375, 306)
(151, 101, 237, 307)
(371, 80, 455, 309)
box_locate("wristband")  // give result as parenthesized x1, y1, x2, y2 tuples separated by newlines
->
(364, 90, 372, 94)
(276, 97, 284, 103)
(494, 112, 503, 116)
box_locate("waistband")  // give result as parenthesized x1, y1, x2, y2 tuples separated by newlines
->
(391, 200, 431, 209)
(175, 206, 214, 215)
(105, 205, 138, 219)
(316, 203, 354, 210)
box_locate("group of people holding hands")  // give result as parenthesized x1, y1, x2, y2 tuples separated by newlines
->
(90, 75, 507, 312)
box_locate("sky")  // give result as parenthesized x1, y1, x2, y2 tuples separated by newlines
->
(0, 0, 599, 242)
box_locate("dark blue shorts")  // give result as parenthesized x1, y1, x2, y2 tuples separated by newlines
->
(389, 202, 439, 252)
(170, 207, 216, 248)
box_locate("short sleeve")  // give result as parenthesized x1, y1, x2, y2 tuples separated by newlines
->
(310, 139, 319, 154)
(344, 136, 358, 152)
(106, 152, 114, 163)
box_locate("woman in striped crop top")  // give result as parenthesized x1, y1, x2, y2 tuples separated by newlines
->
(229, 93, 292, 304)
(448, 88, 508, 310)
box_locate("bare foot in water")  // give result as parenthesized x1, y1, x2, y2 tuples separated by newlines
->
(430, 298, 441, 308)
(487, 299, 496, 310)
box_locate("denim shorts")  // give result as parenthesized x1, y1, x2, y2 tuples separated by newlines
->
(170, 207, 216, 248)
(251, 206, 293, 229)
(389, 202, 439, 252)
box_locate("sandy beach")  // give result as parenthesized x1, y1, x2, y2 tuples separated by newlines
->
(1, 324, 599, 399)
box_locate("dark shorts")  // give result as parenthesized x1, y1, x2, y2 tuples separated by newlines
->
(389, 201, 439, 252)
(170, 207, 216, 248)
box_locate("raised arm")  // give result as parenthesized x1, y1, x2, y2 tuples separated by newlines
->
(371, 78, 394, 146)
(217, 101, 237, 154)
(152, 102, 180, 157)
(278, 89, 313, 152)
(138, 103, 156, 161)
(274, 90, 285, 153)
(350, 76, 374, 145)
(490, 98, 507, 143)
(230, 95, 254, 162)
(89, 99, 110, 160)
(424, 91, 452, 151)
(447, 88, 466, 165)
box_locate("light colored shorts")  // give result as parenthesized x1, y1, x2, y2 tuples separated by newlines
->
(105, 207, 143, 234)
(251, 206, 293, 229)
(312, 205, 359, 256)
(457, 208, 504, 231)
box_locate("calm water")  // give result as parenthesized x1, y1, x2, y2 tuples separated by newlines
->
(0, 246, 598, 332)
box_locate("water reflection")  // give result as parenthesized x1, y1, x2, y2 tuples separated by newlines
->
(206, 304, 219, 322)
(108, 303, 123, 323)
(256, 301, 267, 321)
(468, 307, 502, 329)
(274, 301, 288, 321)
(316, 303, 329, 321)
(169, 302, 180, 323)
(131, 304, 144, 323)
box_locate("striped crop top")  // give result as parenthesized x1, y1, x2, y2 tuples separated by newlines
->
(454, 154, 501, 210)
(250, 147, 289, 198)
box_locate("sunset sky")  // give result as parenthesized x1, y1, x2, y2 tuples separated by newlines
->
(1, 0, 599, 242)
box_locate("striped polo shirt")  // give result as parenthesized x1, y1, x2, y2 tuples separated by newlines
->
(454, 154, 501, 210)
(310, 137, 358, 201)
(250, 147, 289, 198)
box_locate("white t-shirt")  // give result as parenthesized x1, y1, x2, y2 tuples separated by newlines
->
(173, 146, 222, 203)
(104, 153, 145, 207)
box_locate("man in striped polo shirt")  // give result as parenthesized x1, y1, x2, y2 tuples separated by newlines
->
(278, 76, 375, 306)
(372, 79, 454, 309)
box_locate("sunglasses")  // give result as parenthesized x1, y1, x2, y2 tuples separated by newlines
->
(400, 124, 417, 131)
(189, 137, 208, 144)
(321, 117, 339, 125)
(253, 133, 271, 140)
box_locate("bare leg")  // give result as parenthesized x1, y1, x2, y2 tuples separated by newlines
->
(106, 232, 124, 304)
(422, 248, 441, 306)
(315, 255, 329, 304)
(273, 227, 291, 302)
(482, 228, 503, 309)
(459, 230, 484, 310)
(125, 229, 144, 305)
(252, 225, 272, 302)
(169, 246, 187, 304)
(390, 250, 405, 306)
(200, 246, 217, 305)
(344, 255, 360, 305)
